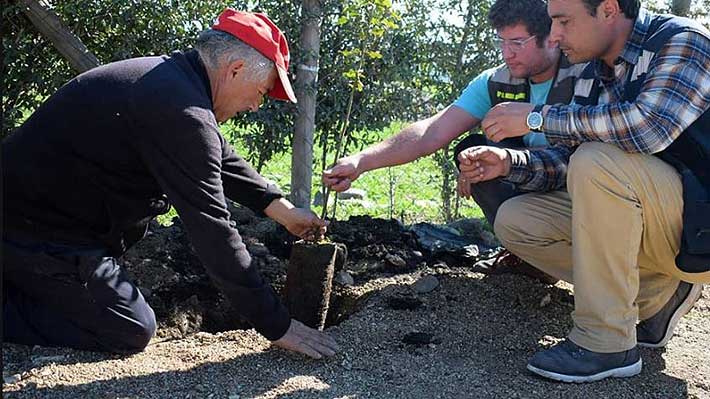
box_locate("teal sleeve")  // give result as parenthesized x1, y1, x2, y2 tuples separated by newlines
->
(452, 68, 495, 120)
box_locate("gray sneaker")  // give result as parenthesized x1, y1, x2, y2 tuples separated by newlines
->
(527, 340, 642, 383)
(637, 281, 703, 348)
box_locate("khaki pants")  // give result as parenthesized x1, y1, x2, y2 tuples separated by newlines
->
(494, 142, 710, 353)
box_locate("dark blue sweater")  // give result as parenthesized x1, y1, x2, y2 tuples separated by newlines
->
(2, 50, 291, 340)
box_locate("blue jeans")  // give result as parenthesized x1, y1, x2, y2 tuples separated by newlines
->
(453, 133, 524, 226)
(3, 238, 156, 353)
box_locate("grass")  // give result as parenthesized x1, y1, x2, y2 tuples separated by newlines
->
(158, 121, 483, 226)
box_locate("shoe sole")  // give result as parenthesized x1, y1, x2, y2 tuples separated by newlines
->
(527, 359, 642, 383)
(638, 284, 703, 348)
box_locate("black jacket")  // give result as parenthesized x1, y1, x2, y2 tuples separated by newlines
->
(2, 50, 291, 340)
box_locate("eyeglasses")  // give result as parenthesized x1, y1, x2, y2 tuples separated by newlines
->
(492, 35, 536, 52)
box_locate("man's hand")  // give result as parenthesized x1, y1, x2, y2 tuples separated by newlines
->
(322, 156, 362, 192)
(264, 198, 327, 241)
(457, 173, 473, 199)
(457, 146, 512, 184)
(283, 207, 327, 241)
(481, 102, 534, 143)
(273, 319, 339, 359)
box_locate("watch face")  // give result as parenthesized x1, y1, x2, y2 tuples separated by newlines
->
(527, 112, 543, 130)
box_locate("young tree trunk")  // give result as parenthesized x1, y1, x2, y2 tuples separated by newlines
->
(452, 0, 476, 93)
(291, 0, 322, 209)
(18, 0, 100, 73)
(440, 145, 453, 222)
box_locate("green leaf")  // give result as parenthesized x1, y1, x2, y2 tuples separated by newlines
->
(343, 70, 359, 80)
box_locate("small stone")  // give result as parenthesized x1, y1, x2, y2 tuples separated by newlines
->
(413, 199, 438, 208)
(352, 199, 375, 209)
(32, 355, 65, 365)
(337, 188, 366, 200)
(411, 251, 423, 258)
(4, 374, 21, 384)
(539, 293, 552, 308)
(385, 254, 406, 267)
(413, 275, 439, 294)
(402, 332, 441, 346)
(334, 270, 354, 286)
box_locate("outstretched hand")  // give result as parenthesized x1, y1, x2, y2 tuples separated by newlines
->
(457, 146, 511, 184)
(322, 156, 362, 192)
(273, 319, 339, 359)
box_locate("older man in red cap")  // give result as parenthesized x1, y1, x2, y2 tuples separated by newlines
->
(2, 9, 338, 359)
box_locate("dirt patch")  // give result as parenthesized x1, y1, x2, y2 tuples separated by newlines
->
(114, 209, 471, 338)
(3, 207, 710, 398)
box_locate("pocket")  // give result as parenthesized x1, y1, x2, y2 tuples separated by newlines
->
(682, 199, 710, 255)
(680, 169, 710, 256)
(675, 170, 710, 273)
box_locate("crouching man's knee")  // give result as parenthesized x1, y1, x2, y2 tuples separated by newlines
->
(493, 198, 525, 249)
(126, 307, 157, 352)
(101, 303, 157, 354)
(567, 142, 628, 189)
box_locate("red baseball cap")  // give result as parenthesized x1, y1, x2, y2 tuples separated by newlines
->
(213, 9, 297, 103)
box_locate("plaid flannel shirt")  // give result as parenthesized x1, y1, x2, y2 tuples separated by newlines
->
(504, 9, 710, 192)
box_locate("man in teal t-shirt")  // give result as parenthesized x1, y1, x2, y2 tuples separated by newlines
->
(449, 49, 583, 225)
(454, 69, 553, 149)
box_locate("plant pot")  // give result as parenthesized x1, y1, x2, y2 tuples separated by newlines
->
(284, 241, 346, 329)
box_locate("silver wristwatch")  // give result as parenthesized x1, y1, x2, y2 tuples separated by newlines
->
(526, 104, 545, 132)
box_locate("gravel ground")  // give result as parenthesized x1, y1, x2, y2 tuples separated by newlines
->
(4, 269, 710, 399)
(3, 213, 709, 398)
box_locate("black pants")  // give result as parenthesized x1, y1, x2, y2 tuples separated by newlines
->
(3, 238, 156, 353)
(453, 134, 525, 226)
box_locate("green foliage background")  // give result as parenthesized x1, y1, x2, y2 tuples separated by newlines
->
(3, 0, 504, 222)
(4, 0, 708, 223)
(3, 0, 500, 146)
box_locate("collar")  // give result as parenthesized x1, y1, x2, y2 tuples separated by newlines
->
(617, 8, 652, 66)
(184, 49, 212, 101)
(592, 8, 652, 82)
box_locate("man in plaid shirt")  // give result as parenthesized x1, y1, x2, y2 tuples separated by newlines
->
(458, 0, 710, 383)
